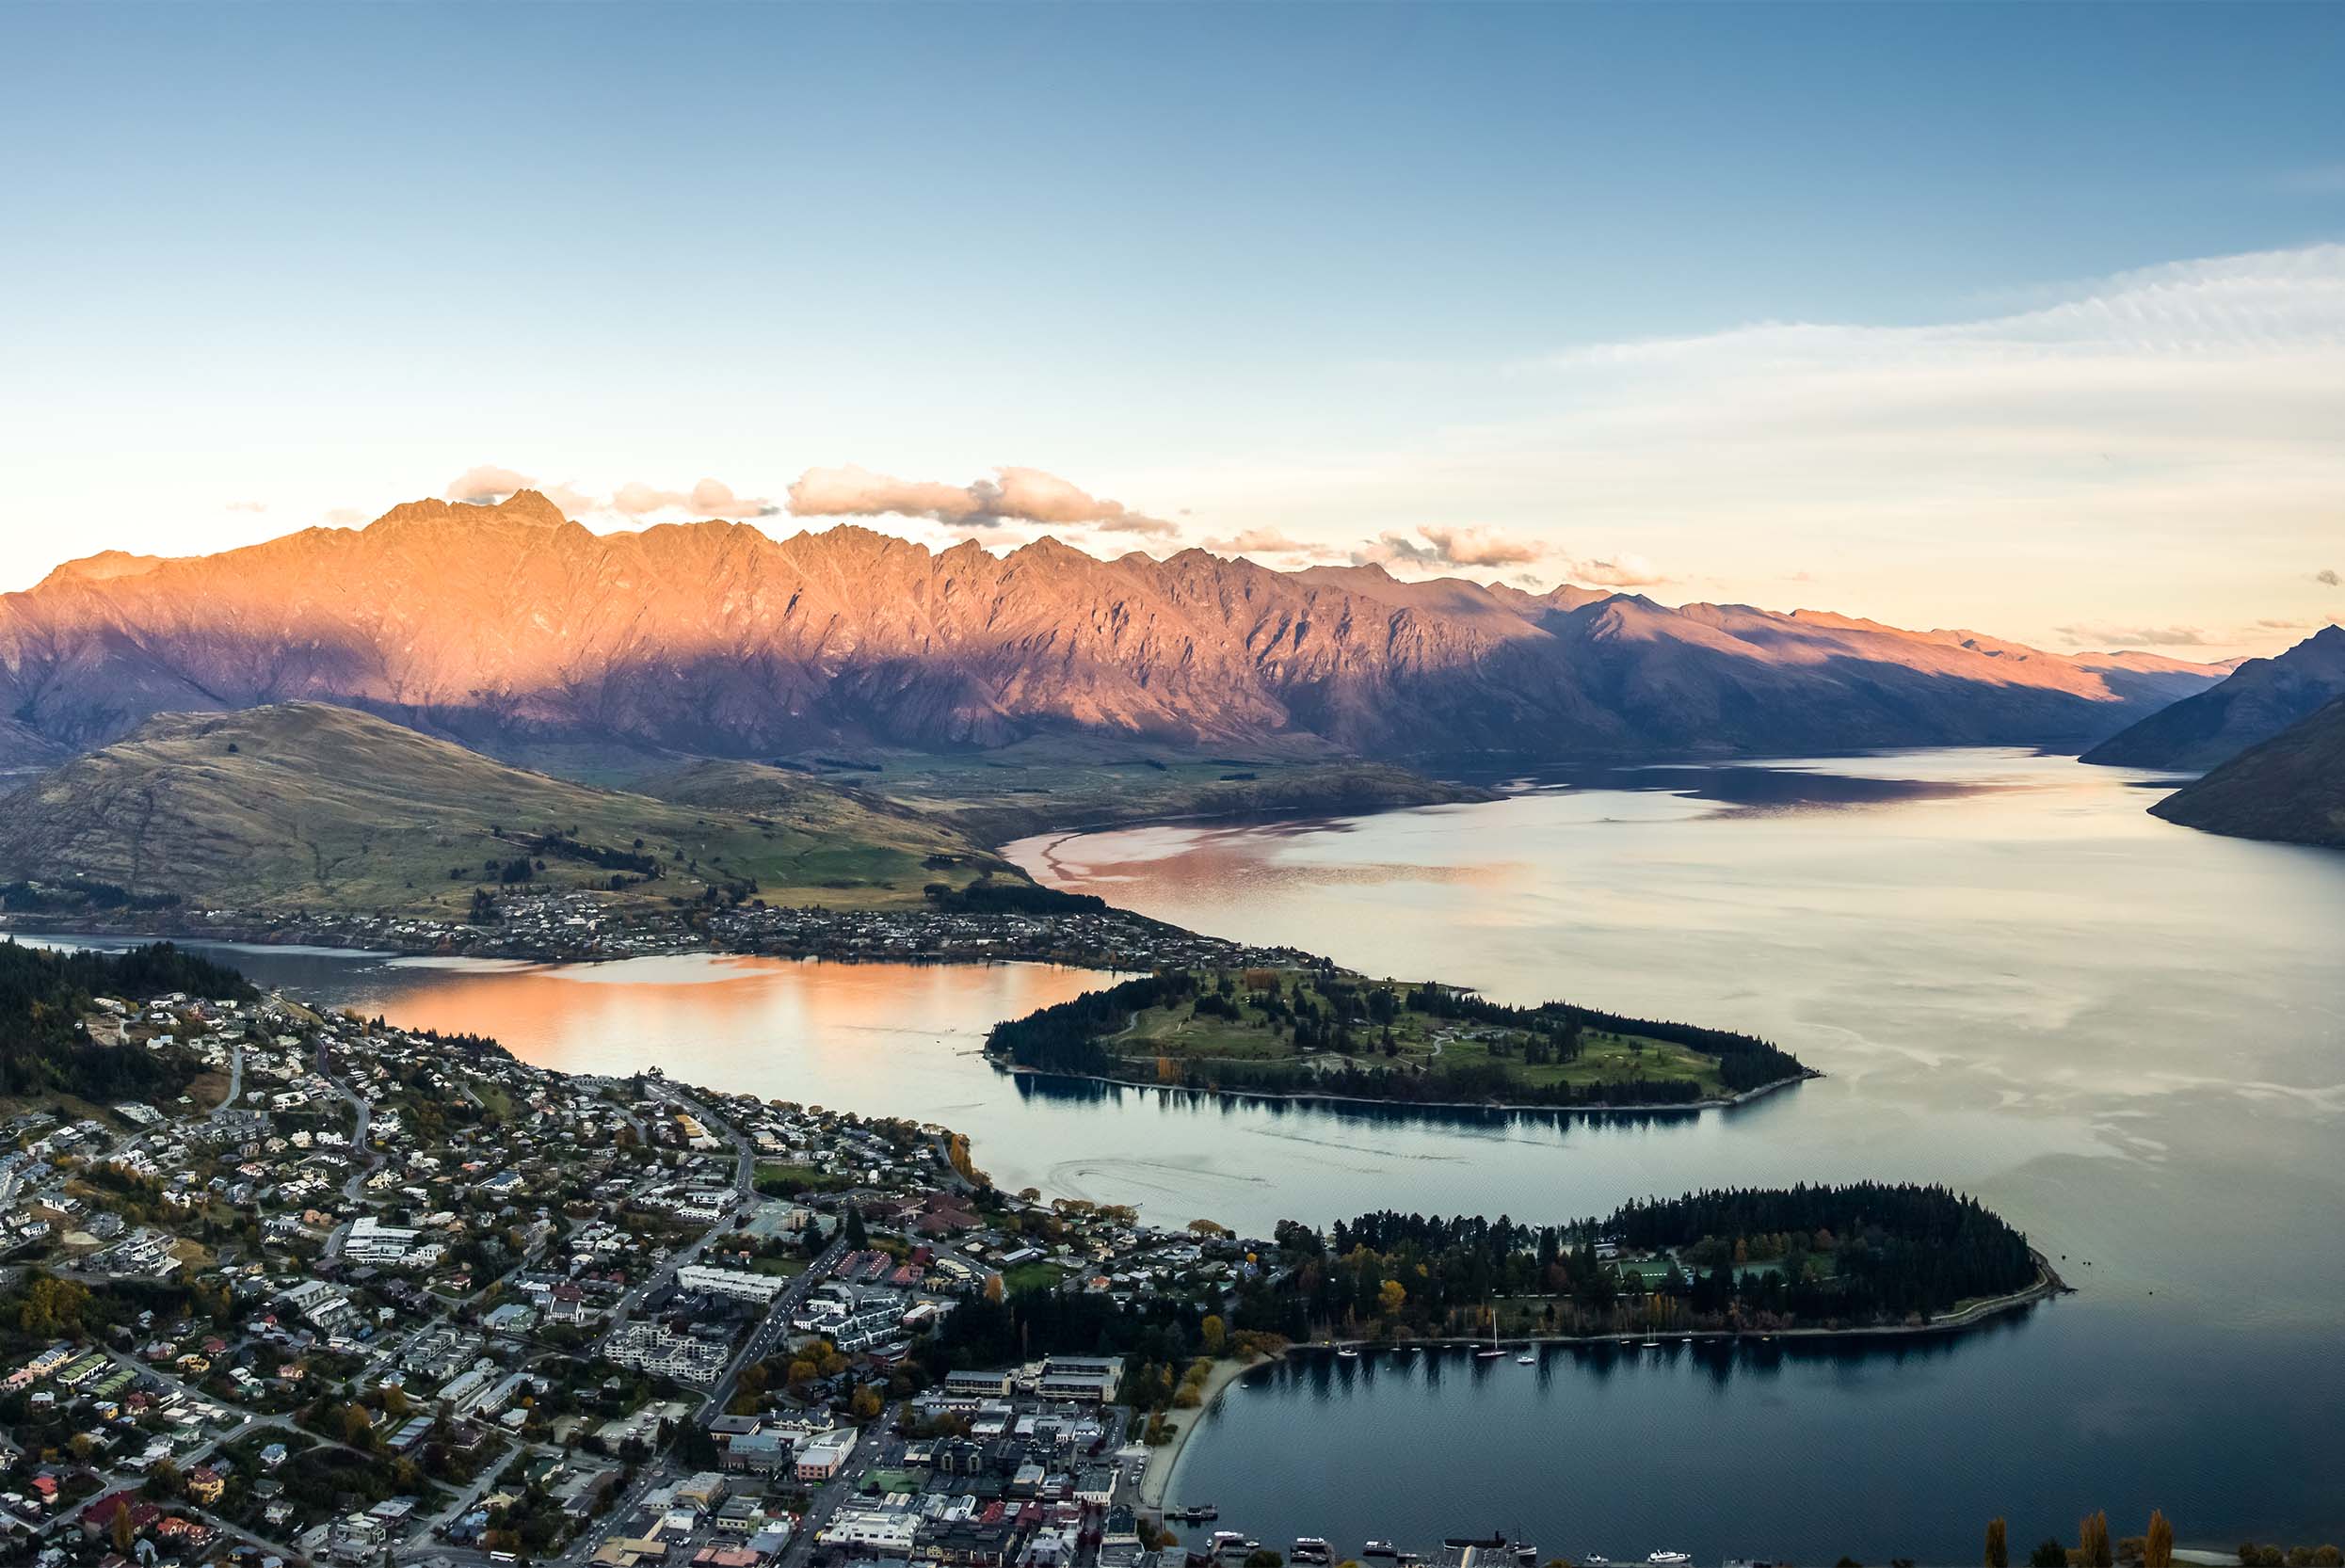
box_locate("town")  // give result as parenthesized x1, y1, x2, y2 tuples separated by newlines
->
(0, 952, 1315, 1568)
(0, 891, 1319, 979)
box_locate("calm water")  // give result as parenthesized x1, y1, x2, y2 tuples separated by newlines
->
(25, 750, 2344, 1557)
(1005, 750, 2345, 1560)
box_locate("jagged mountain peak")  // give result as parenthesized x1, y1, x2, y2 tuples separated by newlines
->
(0, 498, 2227, 768)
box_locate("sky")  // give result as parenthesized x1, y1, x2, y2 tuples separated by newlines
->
(2, 2, 2341, 659)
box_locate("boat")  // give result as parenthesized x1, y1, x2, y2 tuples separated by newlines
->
(1647, 1553, 1694, 1567)
(1516, 1352, 1535, 1365)
(1362, 1544, 1399, 1561)
(1171, 1505, 1219, 1522)
(1336, 1347, 1360, 1360)
(1293, 1540, 1335, 1565)
(1475, 1346, 1505, 1359)
(1516, 1546, 1540, 1567)
(1584, 1556, 1612, 1567)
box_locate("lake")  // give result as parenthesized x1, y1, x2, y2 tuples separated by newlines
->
(1005, 749, 2345, 1561)
(25, 749, 2344, 1559)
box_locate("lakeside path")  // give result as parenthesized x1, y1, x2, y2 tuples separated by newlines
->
(1138, 1353, 1271, 1514)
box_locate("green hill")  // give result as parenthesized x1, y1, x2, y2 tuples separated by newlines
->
(0, 703, 1009, 918)
(2149, 694, 2345, 849)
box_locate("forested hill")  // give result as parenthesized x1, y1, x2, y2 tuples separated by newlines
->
(1266, 1183, 2039, 1337)
(0, 940, 254, 1101)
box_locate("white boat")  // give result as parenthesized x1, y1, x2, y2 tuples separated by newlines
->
(1639, 1337, 1659, 1349)
(1516, 1352, 1535, 1365)
(1336, 1347, 1360, 1359)
(1647, 1552, 1693, 1567)
(1475, 1346, 1505, 1359)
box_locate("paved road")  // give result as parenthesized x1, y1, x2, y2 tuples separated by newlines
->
(777, 1416, 879, 1568)
(208, 1042, 244, 1122)
(699, 1237, 847, 1421)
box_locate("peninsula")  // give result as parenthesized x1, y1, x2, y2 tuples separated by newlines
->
(984, 968, 1815, 1112)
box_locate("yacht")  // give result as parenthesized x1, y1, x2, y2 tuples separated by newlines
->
(1362, 1544, 1400, 1561)
(1516, 1352, 1535, 1365)
(1647, 1552, 1694, 1567)
(1475, 1346, 1506, 1359)
(1293, 1541, 1335, 1565)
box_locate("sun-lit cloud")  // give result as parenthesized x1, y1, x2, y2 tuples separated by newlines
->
(1201, 527, 1329, 559)
(2053, 622, 2213, 649)
(225, 500, 266, 514)
(1566, 552, 1666, 588)
(609, 477, 776, 519)
(444, 464, 537, 504)
(786, 464, 1176, 538)
(1419, 523, 1544, 568)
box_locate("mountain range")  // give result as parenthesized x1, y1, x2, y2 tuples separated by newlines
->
(2148, 693, 2345, 849)
(2080, 623, 2345, 771)
(0, 492, 2225, 773)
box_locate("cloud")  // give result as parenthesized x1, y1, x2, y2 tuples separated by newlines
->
(610, 478, 775, 519)
(1355, 523, 1549, 571)
(2318, 568, 2341, 587)
(1420, 523, 1544, 568)
(226, 500, 266, 514)
(324, 507, 368, 526)
(1566, 552, 1667, 587)
(786, 464, 1176, 537)
(445, 464, 536, 504)
(539, 482, 599, 518)
(2053, 623, 2213, 649)
(1202, 527, 1325, 558)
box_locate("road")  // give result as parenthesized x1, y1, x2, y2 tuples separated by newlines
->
(699, 1236, 847, 1421)
(207, 1042, 244, 1122)
(776, 1415, 879, 1568)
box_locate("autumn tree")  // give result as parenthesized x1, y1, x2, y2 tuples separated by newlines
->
(2083, 1512, 2114, 1568)
(1986, 1518, 2009, 1568)
(2146, 1513, 2174, 1568)
(1200, 1315, 1227, 1356)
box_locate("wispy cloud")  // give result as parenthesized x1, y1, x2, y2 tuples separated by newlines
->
(225, 500, 266, 514)
(2053, 622, 2212, 649)
(787, 464, 1178, 538)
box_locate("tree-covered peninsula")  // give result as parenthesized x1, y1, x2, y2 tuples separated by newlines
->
(984, 967, 1812, 1111)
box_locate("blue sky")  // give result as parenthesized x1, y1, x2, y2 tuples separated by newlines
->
(3, 2, 2341, 655)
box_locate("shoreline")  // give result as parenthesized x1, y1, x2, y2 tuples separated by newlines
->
(1004, 1062, 1823, 1120)
(1140, 1253, 2066, 1518)
(1137, 1352, 1269, 1514)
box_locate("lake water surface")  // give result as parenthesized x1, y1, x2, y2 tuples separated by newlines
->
(28, 750, 2344, 1559)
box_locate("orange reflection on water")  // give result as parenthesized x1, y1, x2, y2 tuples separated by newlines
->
(363, 954, 1113, 1102)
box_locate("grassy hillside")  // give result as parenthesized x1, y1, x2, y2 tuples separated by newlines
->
(2150, 694, 2345, 848)
(0, 704, 1009, 918)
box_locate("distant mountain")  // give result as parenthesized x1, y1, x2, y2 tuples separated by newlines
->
(2148, 695, 2345, 849)
(2080, 625, 2345, 771)
(0, 702, 1000, 917)
(0, 491, 2224, 770)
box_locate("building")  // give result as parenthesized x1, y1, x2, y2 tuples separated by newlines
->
(1037, 1354, 1122, 1403)
(795, 1430, 856, 1483)
(674, 1265, 787, 1304)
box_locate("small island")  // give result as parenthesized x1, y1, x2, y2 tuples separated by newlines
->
(985, 966, 1815, 1112)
